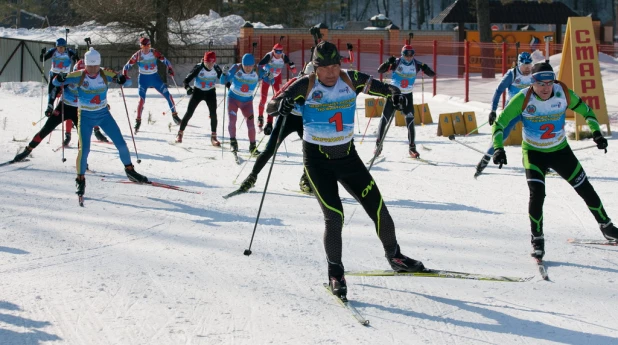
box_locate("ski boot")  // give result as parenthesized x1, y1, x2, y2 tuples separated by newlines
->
(409, 144, 420, 159)
(63, 132, 71, 147)
(474, 154, 491, 178)
(125, 164, 149, 183)
(263, 122, 273, 135)
(13, 146, 32, 162)
(600, 221, 618, 241)
(387, 244, 425, 272)
(210, 132, 221, 147)
(134, 118, 141, 133)
(175, 130, 183, 143)
(239, 173, 257, 192)
(75, 175, 86, 196)
(172, 112, 181, 125)
(530, 235, 545, 259)
(230, 138, 239, 153)
(249, 142, 261, 157)
(299, 173, 313, 194)
(328, 262, 347, 298)
(93, 127, 109, 142)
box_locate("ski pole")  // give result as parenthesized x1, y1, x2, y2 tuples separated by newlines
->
(368, 108, 396, 171)
(359, 116, 373, 144)
(465, 120, 489, 137)
(61, 82, 66, 162)
(448, 134, 485, 154)
(221, 87, 227, 158)
(244, 115, 288, 256)
(40, 47, 46, 128)
(573, 144, 598, 152)
(233, 132, 269, 183)
(120, 85, 142, 163)
(421, 71, 425, 125)
(32, 115, 46, 126)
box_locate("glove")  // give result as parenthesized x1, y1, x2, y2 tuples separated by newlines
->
(168, 67, 174, 77)
(488, 111, 497, 126)
(278, 97, 295, 116)
(116, 74, 127, 85)
(592, 130, 608, 153)
(56, 73, 67, 83)
(391, 94, 407, 111)
(258, 116, 264, 128)
(347, 43, 353, 50)
(225, 82, 231, 89)
(186, 86, 193, 96)
(388, 56, 397, 65)
(40, 53, 44, 62)
(423, 69, 436, 78)
(493, 148, 507, 169)
(264, 122, 273, 135)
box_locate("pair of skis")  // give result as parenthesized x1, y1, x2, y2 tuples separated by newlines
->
(0, 159, 29, 167)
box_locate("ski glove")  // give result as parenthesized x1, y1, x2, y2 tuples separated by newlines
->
(493, 148, 507, 169)
(186, 86, 194, 96)
(116, 74, 127, 85)
(388, 56, 397, 66)
(278, 97, 295, 116)
(258, 116, 264, 128)
(347, 43, 353, 50)
(264, 122, 273, 135)
(488, 111, 497, 125)
(262, 72, 274, 85)
(168, 67, 174, 77)
(592, 130, 608, 153)
(392, 94, 407, 111)
(56, 73, 67, 83)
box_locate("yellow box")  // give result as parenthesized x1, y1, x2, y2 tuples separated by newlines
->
(365, 98, 385, 118)
(462, 111, 478, 135)
(452, 112, 467, 135)
(503, 121, 523, 146)
(395, 110, 406, 126)
(437, 113, 454, 137)
(416, 103, 433, 124)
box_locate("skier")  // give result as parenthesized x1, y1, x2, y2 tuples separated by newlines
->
(220, 53, 272, 156)
(40, 38, 78, 116)
(475, 52, 534, 177)
(267, 41, 426, 298)
(491, 62, 618, 259)
(63, 58, 110, 146)
(238, 62, 315, 194)
(53, 47, 148, 198)
(123, 37, 177, 133)
(174, 51, 223, 146)
(256, 44, 297, 133)
(375, 45, 435, 158)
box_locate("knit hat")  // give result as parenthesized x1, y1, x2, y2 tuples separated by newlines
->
(204, 51, 216, 63)
(273, 43, 284, 51)
(531, 62, 555, 81)
(401, 45, 415, 57)
(84, 47, 101, 66)
(242, 53, 255, 66)
(56, 38, 67, 47)
(139, 37, 151, 46)
(312, 41, 341, 67)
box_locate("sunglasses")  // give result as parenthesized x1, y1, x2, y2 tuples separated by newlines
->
(274, 50, 283, 54)
(534, 80, 554, 87)
(519, 62, 532, 66)
(403, 50, 415, 57)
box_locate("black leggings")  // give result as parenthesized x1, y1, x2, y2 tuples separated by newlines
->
(28, 103, 78, 149)
(303, 140, 398, 267)
(180, 88, 217, 132)
(524, 145, 610, 235)
(251, 115, 303, 176)
(376, 92, 415, 146)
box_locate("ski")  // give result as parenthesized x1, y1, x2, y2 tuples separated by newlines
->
(52, 145, 70, 152)
(222, 189, 257, 199)
(101, 179, 202, 194)
(567, 238, 618, 246)
(0, 159, 30, 167)
(345, 269, 532, 282)
(168, 141, 192, 152)
(421, 144, 432, 151)
(93, 140, 113, 145)
(322, 283, 370, 326)
(283, 187, 314, 197)
(534, 258, 549, 280)
(408, 156, 438, 166)
(232, 151, 241, 165)
(12, 137, 28, 142)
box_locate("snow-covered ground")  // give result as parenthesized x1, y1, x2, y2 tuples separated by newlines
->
(0, 67, 617, 344)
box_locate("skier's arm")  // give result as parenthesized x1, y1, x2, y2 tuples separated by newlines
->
(491, 70, 514, 112)
(378, 57, 397, 74)
(123, 52, 139, 75)
(351, 70, 400, 98)
(283, 55, 296, 73)
(52, 70, 81, 86)
(266, 76, 309, 115)
(43, 48, 56, 61)
(415, 60, 436, 77)
(257, 54, 271, 67)
(214, 64, 223, 79)
(492, 92, 525, 149)
(568, 89, 602, 132)
(68, 49, 78, 63)
(183, 64, 203, 87)
(153, 50, 172, 68)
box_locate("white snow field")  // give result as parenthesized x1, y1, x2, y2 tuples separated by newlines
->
(0, 68, 617, 345)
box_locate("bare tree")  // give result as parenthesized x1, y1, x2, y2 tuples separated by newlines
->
(476, 0, 495, 78)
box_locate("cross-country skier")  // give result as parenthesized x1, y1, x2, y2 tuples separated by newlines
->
(238, 62, 315, 194)
(41, 38, 78, 116)
(375, 45, 435, 158)
(491, 62, 618, 259)
(220, 53, 272, 156)
(256, 43, 297, 133)
(174, 51, 223, 146)
(475, 52, 534, 177)
(63, 58, 110, 146)
(123, 37, 176, 133)
(54, 47, 148, 198)
(267, 41, 426, 298)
